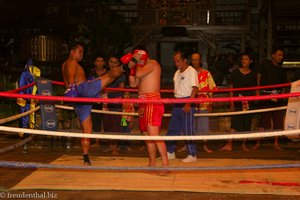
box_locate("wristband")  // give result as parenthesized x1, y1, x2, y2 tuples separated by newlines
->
(129, 67, 136, 76)
(130, 57, 138, 64)
(121, 64, 130, 73)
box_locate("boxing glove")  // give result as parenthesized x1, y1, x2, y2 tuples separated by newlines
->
(133, 49, 149, 67)
(120, 52, 133, 64)
(65, 83, 78, 97)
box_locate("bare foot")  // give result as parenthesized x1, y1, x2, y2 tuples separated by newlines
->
(90, 143, 100, 148)
(119, 146, 133, 151)
(274, 144, 283, 151)
(242, 144, 250, 152)
(112, 150, 119, 155)
(102, 147, 112, 153)
(251, 143, 260, 150)
(84, 161, 92, 166)
(219, 145, 232, 151)
(203, 145, 213, 153)
(140, 145, 146, 151)
(152, 164, 169, 176)
(177, 146, 186, 152)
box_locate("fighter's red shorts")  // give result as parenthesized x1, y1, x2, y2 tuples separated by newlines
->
(138, 92, 164, 132)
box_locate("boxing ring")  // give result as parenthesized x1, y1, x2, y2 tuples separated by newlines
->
(0, 80, 300, 195)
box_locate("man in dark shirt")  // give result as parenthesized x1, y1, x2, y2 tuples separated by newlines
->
(253, 48, 287, 150)
(102, 56, 127, 155)
(88, 54, 106, 147)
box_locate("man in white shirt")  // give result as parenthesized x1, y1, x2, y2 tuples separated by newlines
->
(166, 50, 199, 162)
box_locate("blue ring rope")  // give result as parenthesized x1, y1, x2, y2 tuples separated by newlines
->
(0, 160, 299, 171)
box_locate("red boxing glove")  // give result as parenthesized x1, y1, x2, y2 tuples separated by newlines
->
(120, 52, 133, 64)
(133, 49, 149, 67)
(129, 67, 136, 76)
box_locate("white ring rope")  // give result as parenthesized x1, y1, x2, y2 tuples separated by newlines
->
(0, 125, 299, 141)
(55, 104, 287, 117)
(0, 106, 40, 125)
(55, 104, 138, 116)
(0, 104, 286, 126)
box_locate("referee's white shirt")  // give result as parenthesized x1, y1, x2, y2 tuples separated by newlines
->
(173, 66, 199, 98)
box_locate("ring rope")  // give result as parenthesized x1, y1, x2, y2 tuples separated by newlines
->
(6, 82, 36, 93)
(103, 83, 291, 93)
(1, 82, 297, 172)
(0, 160, 299, 171)
(0, 106, 40, 125)
(55, 104, 286, 117)
(50, 80, 290, 93)
(51, 80, 65, 86)
(9, 81, 290, 94)
(0, 91, 299, 104)
(0, 135, 35, 154)
(0, 103, 286, 127)
(194, 106, 286, 117)
(55, 104, 139, 116)
(0, 125, 299, 141)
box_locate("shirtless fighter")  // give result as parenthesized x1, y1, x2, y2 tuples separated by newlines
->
(128, 47, 169, 169)
(62, 43, 139, 165)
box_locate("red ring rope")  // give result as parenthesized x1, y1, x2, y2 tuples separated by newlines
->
(6, 80, 291, 95)
(52, 80, 65, 86)
(102, 83, 291, 93)
(6, 82, 35, 93)
(51, 80, 290, 93)
(0, 91, 299, 104)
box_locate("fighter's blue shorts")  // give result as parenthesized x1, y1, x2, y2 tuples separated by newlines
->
(73, 79, 102, 123)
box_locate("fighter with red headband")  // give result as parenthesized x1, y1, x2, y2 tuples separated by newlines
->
(128, 47, 169, 171)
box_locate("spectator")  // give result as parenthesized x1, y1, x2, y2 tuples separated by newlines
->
(253, 48, 287, 150)
(88, 54, 106, 147)
(191, 52, 216, 153)
(219, 53, 258, 151)
(102, 55, 127, 155)
(119, 91, 134, 151)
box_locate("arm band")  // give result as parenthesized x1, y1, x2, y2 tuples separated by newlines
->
(121, 64, 130, 73)
(130, 57, 138, 64)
